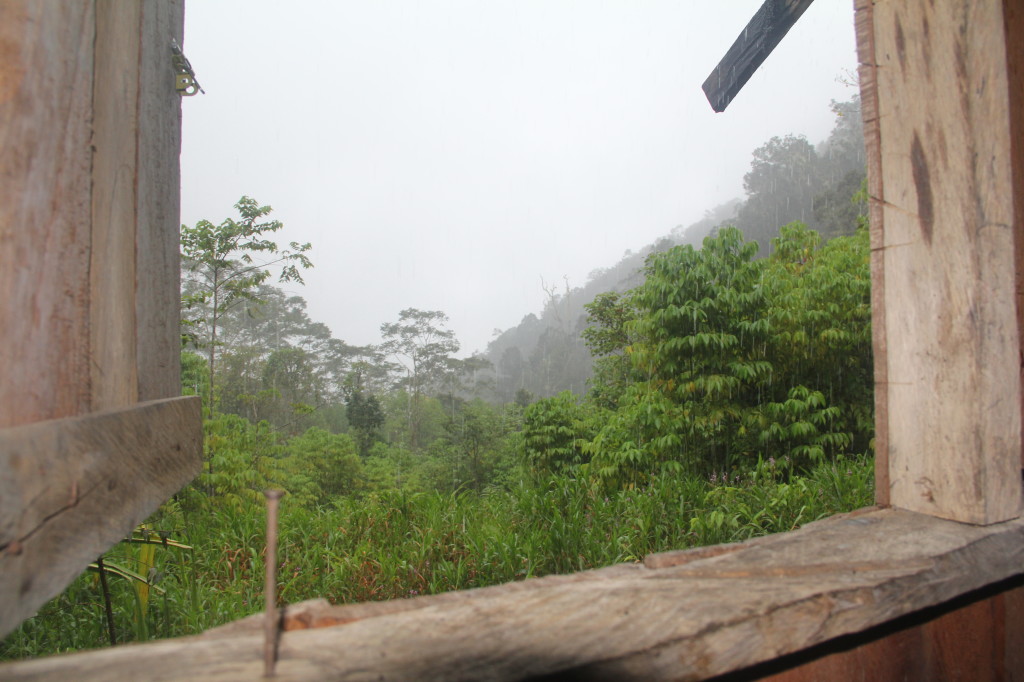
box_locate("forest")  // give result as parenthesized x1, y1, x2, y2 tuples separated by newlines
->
(1, 97, 874, 659)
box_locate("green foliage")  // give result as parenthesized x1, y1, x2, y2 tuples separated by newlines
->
(582, 292, 638, 409)
(288, 428, 364, 501)
(521, 391, 603, 476)
(2, 456, 872, 660)
(4, 155, 876, 661)
(182, 413, 373, 512)
(762, 223, 873, 454)
(345, 388, 385, 455)
(190, 414, 288, 512)
(583, 223, 872, 484)
(587, 227, 768, 481)
(180, 350, 209, 399)
(181, 196, 312, 418)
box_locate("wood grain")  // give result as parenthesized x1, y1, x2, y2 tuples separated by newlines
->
(1004, 0, 1024, 471)
(0, 397, 202, 638)
(750, 581, 1024, 681)
(0, 2, 94, 428)
(854, 0, 889, 508)
(870, 0, 1021, 523)
(0, 0, 196, 638)
(135, 0, 185, 402)
(91, 0, 186, 407)
(90, 0, 142, 411)
(702, 0, 817, 112)
(2, 508, 1023, 681)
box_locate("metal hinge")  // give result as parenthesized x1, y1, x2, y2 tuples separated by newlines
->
(171, 39, 204, 96)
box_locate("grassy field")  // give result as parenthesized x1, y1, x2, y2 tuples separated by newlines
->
(1, 454, 872, 661)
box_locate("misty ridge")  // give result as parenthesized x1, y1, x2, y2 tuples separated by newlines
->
(479, 93, 865, 403)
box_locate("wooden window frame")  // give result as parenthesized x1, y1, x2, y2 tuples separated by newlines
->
(2, 0, 1022, 678)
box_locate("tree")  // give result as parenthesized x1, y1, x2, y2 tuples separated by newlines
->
(260, 347, 323, 434)
(379, 309, 460, 449)
(379, 309, 460, 396)
(181, 196, 312, 418)
(521, 391, 601, 477)
(437, 399, 504, 491)
(735, 135, 823, 253)
(346, 388, 385, 455)
(581, 291, 638, 409)
(590, 227, 770, 480)
(580, 224, 873, 486)
(288, 428, 364, 502)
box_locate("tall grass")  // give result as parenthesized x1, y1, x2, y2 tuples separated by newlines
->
(1, 454, 872, 661)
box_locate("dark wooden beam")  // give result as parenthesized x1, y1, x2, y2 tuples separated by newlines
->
(702, 0, 816, 112)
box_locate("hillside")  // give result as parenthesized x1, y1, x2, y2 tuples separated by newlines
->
(478, 96, 865, 402)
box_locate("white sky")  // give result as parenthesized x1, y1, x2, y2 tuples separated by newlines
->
(180, 1, 858, 357)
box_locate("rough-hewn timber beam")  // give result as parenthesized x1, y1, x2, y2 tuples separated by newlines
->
(0, 397, 202, 637)
(861, 0, 1022, 523)
(0, 0, 197, 638)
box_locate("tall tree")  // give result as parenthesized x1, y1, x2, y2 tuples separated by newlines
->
(379, 308, 460, 449)
(379, 309, 460, 398)
(180, 196, 312, 417)
(735, 134, 823, 253)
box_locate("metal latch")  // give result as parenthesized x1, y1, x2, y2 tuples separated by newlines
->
(171, 39, 204, 96)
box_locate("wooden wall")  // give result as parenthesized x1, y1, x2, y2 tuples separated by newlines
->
(0, 0, 201, 638)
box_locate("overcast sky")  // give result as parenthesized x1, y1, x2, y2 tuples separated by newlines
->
(180, 1, 858, 357)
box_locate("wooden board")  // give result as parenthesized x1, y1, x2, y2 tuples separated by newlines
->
(1004, 0, 1024, 470)
(0, 397, 202, 638)
(749, 581, 1023, 681)
(3, 508, 1023, 681)
(867, 0, 1021, 523)
(0, 1, 196, 637)
(0, 3, 95, 428)
(854, 0, 889, 507)
(702, 0, 816, 112)
(135, 0, 185, 402)
(91, 0, 186, 408)
(90, 0, 143, 411)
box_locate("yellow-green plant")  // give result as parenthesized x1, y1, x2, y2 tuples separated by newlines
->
(89, 525, 192, 643)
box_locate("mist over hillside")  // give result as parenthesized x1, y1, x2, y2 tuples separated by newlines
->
(478, 96, 865, 403)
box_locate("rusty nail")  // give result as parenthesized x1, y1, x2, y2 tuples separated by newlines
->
(264, 489, 284, 677)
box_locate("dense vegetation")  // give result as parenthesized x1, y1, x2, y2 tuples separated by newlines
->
(482, 95, 866, 401)
(1, 101, 874, 661)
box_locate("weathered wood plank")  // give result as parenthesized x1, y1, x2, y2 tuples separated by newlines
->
(854, 0, 890, 508)
(136, 0, 185, 402)
(91, 0, 186, 407)
(1004, 0, 1024, 470)
(0, 0, 197, 638)
(751, 582, 1024, 681)
(0, 397, 202, 638)
(3, 508, 1023, 681)
(0, 2, 94, 428)
(90, 0, 143, 411)
(870, 0, 1021, 523)
(702, 0, 817, 112)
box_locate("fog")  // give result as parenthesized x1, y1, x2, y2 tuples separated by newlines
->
(180, 1, 858, 357)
